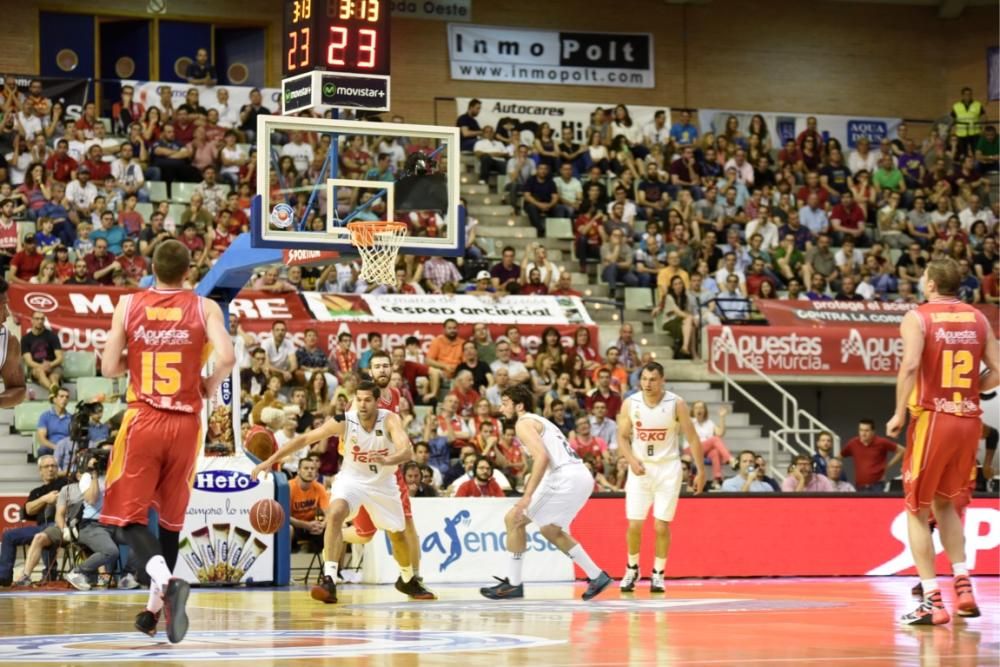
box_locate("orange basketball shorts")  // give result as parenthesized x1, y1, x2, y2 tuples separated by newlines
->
(100, 405, 202, 531)
(903, 409, 981, 514)
(353, 468, 412, 539)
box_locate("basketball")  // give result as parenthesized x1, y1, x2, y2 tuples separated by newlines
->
(249, 498, 285, 535)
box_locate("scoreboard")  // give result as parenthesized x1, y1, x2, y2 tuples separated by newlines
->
(283, 0, 391, 77)
(282, 0, 391, 113)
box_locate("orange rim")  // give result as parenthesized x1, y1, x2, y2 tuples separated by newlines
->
(345, 221, 408, 247)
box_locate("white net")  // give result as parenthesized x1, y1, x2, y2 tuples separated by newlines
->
(347, 222, 408, 286)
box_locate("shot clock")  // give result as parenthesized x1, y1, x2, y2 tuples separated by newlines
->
(283, 0, 391, 77)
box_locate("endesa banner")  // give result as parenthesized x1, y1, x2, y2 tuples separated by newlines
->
(0, 496, 27, 534)
(572, 497, 999, 578)
(362, 498, 573, 584)
(9, 285, 598, 360)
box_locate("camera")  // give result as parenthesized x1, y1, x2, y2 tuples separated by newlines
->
(69, 401, 102, 443)
(74, 446, 110, 477)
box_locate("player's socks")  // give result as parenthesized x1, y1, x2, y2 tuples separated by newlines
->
(921, 579, 939, 595)
(399, 565, 414, 583)
(508, 552, 524, 586)
(323, 561, 339, 580)
(145, 556, 172, 590)
(627, 552, 639, 568)
(653, 557, 667, 573)
(147, 584, 164, 614)
(568, 545, 601, 580)
(952, 562, 968, 576)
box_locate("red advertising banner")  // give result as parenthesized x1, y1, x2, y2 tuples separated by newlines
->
(707, 324, 904, 375)
(573, 497, 999, 577)
(8, 285, 599, 359)
(0, 495, 27, 534)
(756, 299, 1000, 328)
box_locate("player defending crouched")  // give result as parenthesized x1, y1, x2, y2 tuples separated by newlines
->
(99, 240, 235, 643)
(480, 384, 612, 601)
(618, 362, 705, 593)
(252, 381, 433, 603)
(887, 258, 998, 625)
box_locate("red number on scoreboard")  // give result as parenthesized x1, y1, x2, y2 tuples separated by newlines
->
(327, 26, 348, 66)
(358, 29, 376, 68)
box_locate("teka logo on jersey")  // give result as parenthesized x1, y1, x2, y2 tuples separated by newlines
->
(839, 328, 903, 372)
(194, 470, 259, 493)
(634, 420, 667, 441)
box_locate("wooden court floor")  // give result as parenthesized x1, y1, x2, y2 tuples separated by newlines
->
(0, 576, 996, 665)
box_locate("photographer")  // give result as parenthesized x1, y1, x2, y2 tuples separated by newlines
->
(64, 446, 123, 590)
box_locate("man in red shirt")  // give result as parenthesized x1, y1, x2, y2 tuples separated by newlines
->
(84, 238, 117, 285)
(44, 139, 78, 184)
(390, 345, 440, 404)
(73, 102, 99, 139)
(745, 257, 777, 298)
(116, 239, 148, 285)
(550, 272, 583, 296)
(829, 190, 868, 247)
(585, 368, 623, 417)
(332, 332, 358, 381)
(569, 419, 610, 470)
(455, 457, 505, 497)
(448, 369, 480, 418)
(796, 171, 829, 209)
(841, 418, 904, 492)
(9, 234, 44, 283)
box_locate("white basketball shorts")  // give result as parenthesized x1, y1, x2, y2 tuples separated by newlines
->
(526, 463, 594, 530)
(624, 458, 683, 522)
(331, 474, 406, 533)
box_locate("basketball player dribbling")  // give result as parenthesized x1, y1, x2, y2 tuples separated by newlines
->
(251, 380, 432, 603)
(99, 240, 236, 643)
(341, 350, 433, 596)
(480, 383, 612, 601)
(617, 362, 705, 593)
(886, 258, 998, 625)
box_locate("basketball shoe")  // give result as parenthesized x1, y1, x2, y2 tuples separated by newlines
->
(480, 577, 524, 600)
(900, 590, 950, 626)
(619, 565, 639, 593)
(312, 575, 338, 604)
(582, 571, 613, 601)
(134, 610, 160, 637)
(650, 570, 665, 593)
(162, 578, 191, 644)
(395, 576, 437, 600)
(953, 576, 980, 617)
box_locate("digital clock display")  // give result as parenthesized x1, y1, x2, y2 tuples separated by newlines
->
(283, 0, 391, 77)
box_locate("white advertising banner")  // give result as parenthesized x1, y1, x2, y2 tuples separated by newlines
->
(303, 292, 595, 325)
(448, 24, 654, 89)
(177, 457, 276, 586)
(362, 498, 575, 584)
(697, 108, 904, 150)
(457, 96, 666, 142)
(122, 80, 284, 125)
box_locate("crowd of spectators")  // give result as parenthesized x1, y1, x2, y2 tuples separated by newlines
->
(458, 94, 1000, 355)
(231, 317, 909, 501)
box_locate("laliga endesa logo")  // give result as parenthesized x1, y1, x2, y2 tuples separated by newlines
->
(415, 509, 559, 572)
(839, 328, 903, 372)
(194, 470, 260, 493)
(24, 291, 58, 313)
(269, 203, 295, 230)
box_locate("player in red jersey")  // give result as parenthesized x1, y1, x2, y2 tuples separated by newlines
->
(99, 240, 235, 643)
(340, 349, 435, 598)
(887, 258, 998, 626)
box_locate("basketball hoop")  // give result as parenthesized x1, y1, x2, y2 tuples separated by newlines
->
(346, 221, 408, 286)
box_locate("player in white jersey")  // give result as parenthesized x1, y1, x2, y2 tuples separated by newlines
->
(252, 381, 433, 603)
(618, 362, 705, 593)
(480, 384, 613, 601)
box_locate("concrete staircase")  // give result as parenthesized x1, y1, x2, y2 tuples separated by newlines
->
(0, 409, 40, 494)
